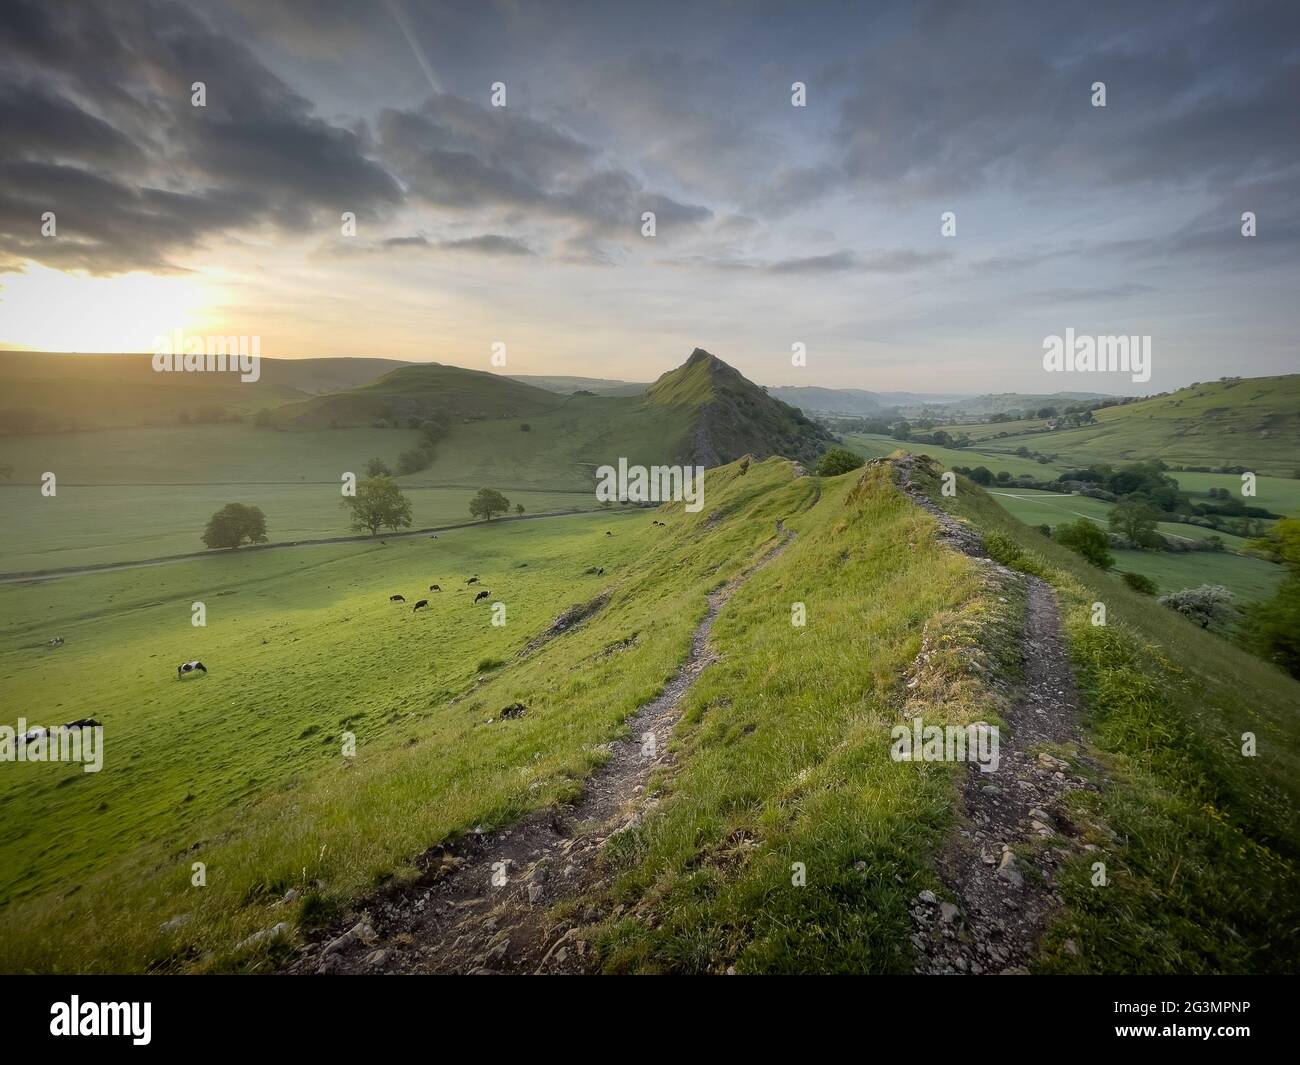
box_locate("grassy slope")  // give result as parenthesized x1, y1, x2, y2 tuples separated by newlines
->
(269, 363, 562, 428)
(940, 375, 1300, 476)
(409, 394, 695, 492)
(591, 462, 1001, 973)
(0, 461, 823, 972)
(2, 455, 1294, 974)
(938, 469, 1300, 972)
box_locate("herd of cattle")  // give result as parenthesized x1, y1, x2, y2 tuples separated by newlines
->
(388, 574, 492, 612)
(58, 523, 644, 685)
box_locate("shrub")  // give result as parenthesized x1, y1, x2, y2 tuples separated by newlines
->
(1121, 571, 1158, 596)
(1157, 584, 1234, 630)
(815, 448, 865, 477)
(1056, 519, 1114, 569)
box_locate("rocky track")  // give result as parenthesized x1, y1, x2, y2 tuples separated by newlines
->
(887, 455, 1106, 974)
(286, 525, 796, 976)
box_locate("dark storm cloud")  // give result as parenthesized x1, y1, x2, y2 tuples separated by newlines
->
(0, 0, 403, 273)
(2, 0, 1296, 282)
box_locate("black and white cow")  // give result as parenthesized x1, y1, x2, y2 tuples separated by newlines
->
(474, 589, 491, 603)
(177, 660, 207, 679)
(413, 599, 429, 611)
(429, 584, 441, 592)
(390, 594, 405, 602)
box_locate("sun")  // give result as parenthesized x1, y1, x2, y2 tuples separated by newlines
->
(0, 264, 214, 353)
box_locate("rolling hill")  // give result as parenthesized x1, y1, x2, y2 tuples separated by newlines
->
(0, 352, 408, 432)
(268, 363, 561, 429)
(506, 374, 648, 397)
(943, 375, 1300, 476)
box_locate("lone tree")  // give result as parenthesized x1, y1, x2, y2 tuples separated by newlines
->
(343, 475, 413, 536)
(1108, 500, 1162, 547)
(514, 503, 525, 515)
(469, 487, 511, 522)
(202, 503, 268, 550)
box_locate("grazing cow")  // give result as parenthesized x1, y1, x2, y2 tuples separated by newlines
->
(474, 590, 491, 603)
(62, 718, 101, 730)
(429, 584, 441, 592)
(466, 576, 479, 585)
(390, 594, 405, 602)
(605, 531, 613, 536)
(48, 636, 65, 648)
(413, 599, 429, 611)
(177, 660, 207, 679)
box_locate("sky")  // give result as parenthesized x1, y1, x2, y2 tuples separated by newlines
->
(0, 0, 1297, 395)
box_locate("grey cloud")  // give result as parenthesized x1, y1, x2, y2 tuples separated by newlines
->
(381, 233, 535, 256)
(0, 0, 402, 273)
(377, 93, 711, 241)
(1029, 283, 1157, 304)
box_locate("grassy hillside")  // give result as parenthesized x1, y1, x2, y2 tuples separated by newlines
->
(408, 394, 694, 492)
(646, 348, 831, 465)
(507, 375, 648, 397)
(269, 363, 561, 429)
(931, 463, 1300, 972)
(1, 455, 1296, 974)
(942, 375, 1300, 476)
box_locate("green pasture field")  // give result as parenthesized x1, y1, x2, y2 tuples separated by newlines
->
(841, 433, 1063, 479)
(0, 425, 610, 572)
(987, 489, 1281, 603)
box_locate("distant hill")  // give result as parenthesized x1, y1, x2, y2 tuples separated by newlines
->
(507, 374, 648, 397)
(764, 386, 887, 416)
(0, 352, 406, 432)
(646, 348, 832, 466)
(268, 363, 560, 429)
(939, 390, 1115, 418)
(764, 386, 984, 415)
(962, 375, 1300, 476)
